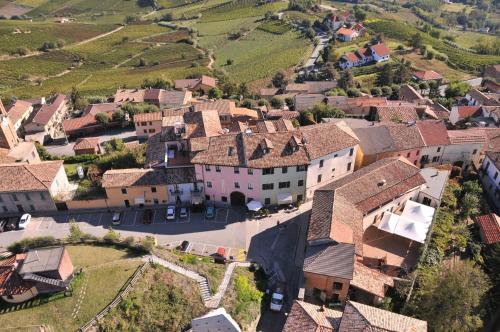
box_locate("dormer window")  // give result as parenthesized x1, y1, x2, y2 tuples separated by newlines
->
(260, 138, 273, 154)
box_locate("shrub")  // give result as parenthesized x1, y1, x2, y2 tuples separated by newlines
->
(140, 236, 156, 252)
(122, 236, 135, 247)
(67, 219, 83, 243)
(8, 236, 58, 253)
(180, 253, 198, 265)
(103, 227, 121, 244)
(270, 97, 284, 109)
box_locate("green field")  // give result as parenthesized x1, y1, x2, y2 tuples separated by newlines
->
(200, 0, 286, 22)
(214, 28, 312, 82)
(451, 31, 499, 49)
(366, 19, 500, 72)
(0, 245, 142, 332)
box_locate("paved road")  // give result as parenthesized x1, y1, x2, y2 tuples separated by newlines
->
(45, 127, 137, 156)
(304, 32, 330, 70)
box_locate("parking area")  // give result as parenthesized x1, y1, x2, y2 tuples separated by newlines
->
(163, 240, 247, 262)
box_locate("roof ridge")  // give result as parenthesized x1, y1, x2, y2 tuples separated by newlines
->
(23, 161, 61, 189)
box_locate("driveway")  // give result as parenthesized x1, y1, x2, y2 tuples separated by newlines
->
(45, 127, 137, 156)
(304, 32, 330, 70)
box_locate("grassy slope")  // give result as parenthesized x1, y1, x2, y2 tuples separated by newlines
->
(366, 19, 500, 72)
(98, 265, 207, 331)
(0, 245, 141, 332)
(215, 29, 311, 82)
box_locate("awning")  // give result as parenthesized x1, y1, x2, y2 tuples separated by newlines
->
(247, 200, 263, 211)
(277, 193, 293, 204)
(134, 197, 145, 205)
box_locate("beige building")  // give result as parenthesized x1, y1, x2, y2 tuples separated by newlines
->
(133, 112, 163, 139)
(6, 100, 34, 134)
(0, 161, 70, 213)
(24, 94, 68, 143)
(102, 167, 197, 208)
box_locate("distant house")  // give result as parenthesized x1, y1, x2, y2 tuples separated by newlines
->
(73, 137, 101, 155)
(417, 168, 449, 208)
(337, 27, 358, 42)
(0, 247, 74, 303)
(465, 88, 500, 107)
(63, 102, 122, 138)
(474, 213, 500, 245)
(339, 43, 390, 69)
(191, 308, 241, 332)
(174, 75, 217, 94)
(133, 111, 163, 139)
(283, 300, 343, 331)
(24, 94, 68, 143)
(412, 70, 443, 84)
(114, 89, 192, 108)
(259, 88, 280, 101)
(449, 105, 500, 126)
(484, 65, 500, 93)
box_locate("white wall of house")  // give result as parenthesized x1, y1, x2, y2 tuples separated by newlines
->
(259, 165, 307, 205)
(362, 187, 422, 231)
(49, 166, 71, 198)
(0, 190, 57, 213)
(449, 106, 461, 125)
(305, 145, 357, 199)
(480, 155, 500, 210)
(420, 145, 445, 167)
(167, 183, 195, 204)
(441, 143, 482, 170)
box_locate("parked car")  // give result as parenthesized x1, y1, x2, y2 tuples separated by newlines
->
(112, 212, 122, 225)
(205, 206, 215, 219)
(179, 240, 190, 252)
(179, 207, 188, 219)
(166, 206, 176, 220)
(213, 247, 226, 264)
(142, 209, 153, 224)
(18, 214, 32, 229)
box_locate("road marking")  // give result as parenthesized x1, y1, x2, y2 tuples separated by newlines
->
(97, 213, 103, 226)
(152, 209, 156, 224)
(225, 209, 229, 224)
(201, 243, 207, 255)
(133, 211, 139, 225)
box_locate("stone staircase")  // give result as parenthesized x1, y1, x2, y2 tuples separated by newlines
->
(198, 279, 212, 302)
(22, 273, 67, 288)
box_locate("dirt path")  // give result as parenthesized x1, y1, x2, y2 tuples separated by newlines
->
(207, 50, 214, 69)
(71, 25, 124, 47)
(113, 50, 147, 68)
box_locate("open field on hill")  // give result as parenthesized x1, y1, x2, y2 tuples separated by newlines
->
(366, 19, 500, 72)
(0, 22, 208, 98)
(199, 0, 286, 22)
(214, 28, 312, 83)
(0, 245, 142, 332)
(451, 31, 499, 49)
(0, 20, 117, 55)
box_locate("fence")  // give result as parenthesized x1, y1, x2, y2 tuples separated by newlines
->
(78, 261, 150, 332)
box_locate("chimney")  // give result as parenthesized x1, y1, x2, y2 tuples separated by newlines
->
(378, 179, 386, 187)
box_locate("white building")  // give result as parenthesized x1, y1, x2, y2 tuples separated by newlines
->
(480, 151, 500, 211)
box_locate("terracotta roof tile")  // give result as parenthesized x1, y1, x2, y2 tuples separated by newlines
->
(337, 27, 356, 36)
(339, 301, 427, 331)
(0, 160, 63, 192)
(6, 100, 33, 124)
(73, 137, 100, 151)
(284, 300, 343, 332)
(416, 120, 450, 146)
(456, 106, 482, 119)
(447, 129, 487, 145)
(413, 70, 443, 81)
(376, 105, 419, 122)
(370, 43, 390, 57)
(84, 102, 122, 116)
(301, 122, 359, 160)
(474, 213, 500, 244)
(133, 111, 163, 123)
(31, 94, 66, 125)
(102, 167, 195, 187)
(63, 114, 98, 132)
(351, 262, 394, 298)
(304, 243, 355, 280)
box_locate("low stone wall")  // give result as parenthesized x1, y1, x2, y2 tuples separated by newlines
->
(66, 199, 109, 210)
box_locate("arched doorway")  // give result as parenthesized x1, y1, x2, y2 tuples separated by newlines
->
(230, 191, 245, 206)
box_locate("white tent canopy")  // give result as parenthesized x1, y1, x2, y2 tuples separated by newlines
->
(377, 200, 435, 243)
(247, 200, 263, 211)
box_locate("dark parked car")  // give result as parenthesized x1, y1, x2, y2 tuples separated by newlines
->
(0, 219, 7, 233)
(5, 219, 17, 231)
(179, 240, 190, 252)
(143, 209, 153, 224)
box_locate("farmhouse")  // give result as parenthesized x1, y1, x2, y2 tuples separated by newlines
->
(6, 100, 34, 134)
(337, 27, 358, 42)
(412, 70, 443, 83)
(174, 75, 217, 93)
(339, 43, 390, 69)
(73, 137, 101, 155)
(114, 88, 192, 108)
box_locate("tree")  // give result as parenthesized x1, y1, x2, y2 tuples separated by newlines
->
(461, 193, 480, 219)
(377, 63, 394, 86)
(103, 227, 121, 244)
(208, 87, 223, 99)
(428, 80, 440, 99)
(272, 71, 287, 89)
(381, 86, 392, 97)
(238, 83, 249, 98)
(67, 220, 83, 243)
(69, 86, 88, 111)
(138, 58, 147, 67)
(142, 78, 172, 89)
(95, 112, 109, 126)
(285, 97, 294, 108)
(321, 46, 330, 63)
(393, 59, 412, 84)
(226, 58, 234, 66)
(411, 32, 423, 50)
(161, 12, 173, 21)
(112, 109, 126, 123)
(370, 87, 382, 96)
(445, 81, 470, 98)
(270, 97, 284, 109)
(104, 138, 125, 153)
(462, 180, 482, 197)
(310, 103, 345, 122)
(324, 63, 338, 80)
(409, 260, 490, 332)
(346, 88, 361, 97)
(353, 6, 366, 22)
(222, 82, 237, 97)
(338, 70, 354, 90)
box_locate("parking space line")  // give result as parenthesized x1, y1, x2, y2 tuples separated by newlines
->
(133, 211, 139, 225)
(97, 213, 103, 226)
(225, 209, 229, 223)
(152, 209, 156, 224)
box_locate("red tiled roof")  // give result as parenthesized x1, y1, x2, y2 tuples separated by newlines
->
(63, 114, 98, 132)
(474, 213, 500, 244)
(447, 129, 487, 145)
(133, 112, 162, 123)
(456, 106, 482, 119)
(73, 137, 100, 151)
(7, 100, 32, 124)
(31, 94, 66, 125)
(337, 27, 356, 36)
(351, 262, 394, 298)
(413, 70, 443, 81)
(343, 52, 361, 63)
(370, 43, 390, 57)
(416, 120, 450, 146)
